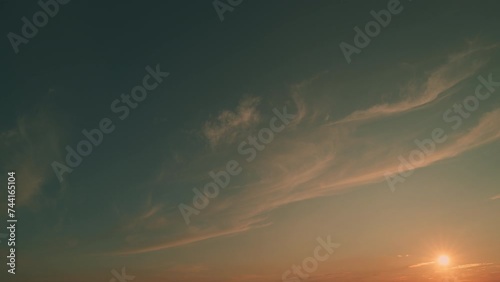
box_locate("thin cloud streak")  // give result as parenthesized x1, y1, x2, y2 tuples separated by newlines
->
(106, 45, 500, 256)
(335, 44, 498, 125)
(409, 261, 434, 268)
(202, 96, 261, 148)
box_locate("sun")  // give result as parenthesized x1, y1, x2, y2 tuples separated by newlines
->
(437, 255, 450, 266)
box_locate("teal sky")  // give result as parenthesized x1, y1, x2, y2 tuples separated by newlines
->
(1, 1, 500, 281)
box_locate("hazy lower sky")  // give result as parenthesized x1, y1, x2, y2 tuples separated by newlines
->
(1, 1, 500, 281)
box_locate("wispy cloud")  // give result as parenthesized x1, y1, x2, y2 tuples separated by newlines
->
(409, 261, 434, 268)
(335, 44, 498, 124)
(0, 98, 66, 207)
(202, 96, 261, 148)
(106, 44, 500, 256)
(490, 194, 500, 200)
(451, 262, 494, 269)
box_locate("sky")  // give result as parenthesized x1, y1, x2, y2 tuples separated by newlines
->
(1, 0, 500, 281)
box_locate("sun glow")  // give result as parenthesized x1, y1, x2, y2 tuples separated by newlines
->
(437, 255, 450, 266)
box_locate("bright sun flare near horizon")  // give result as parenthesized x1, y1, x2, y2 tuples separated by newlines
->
(437, 255, 450, 266)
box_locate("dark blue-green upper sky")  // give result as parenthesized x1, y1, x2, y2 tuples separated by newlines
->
(1, 1, 500, 281)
